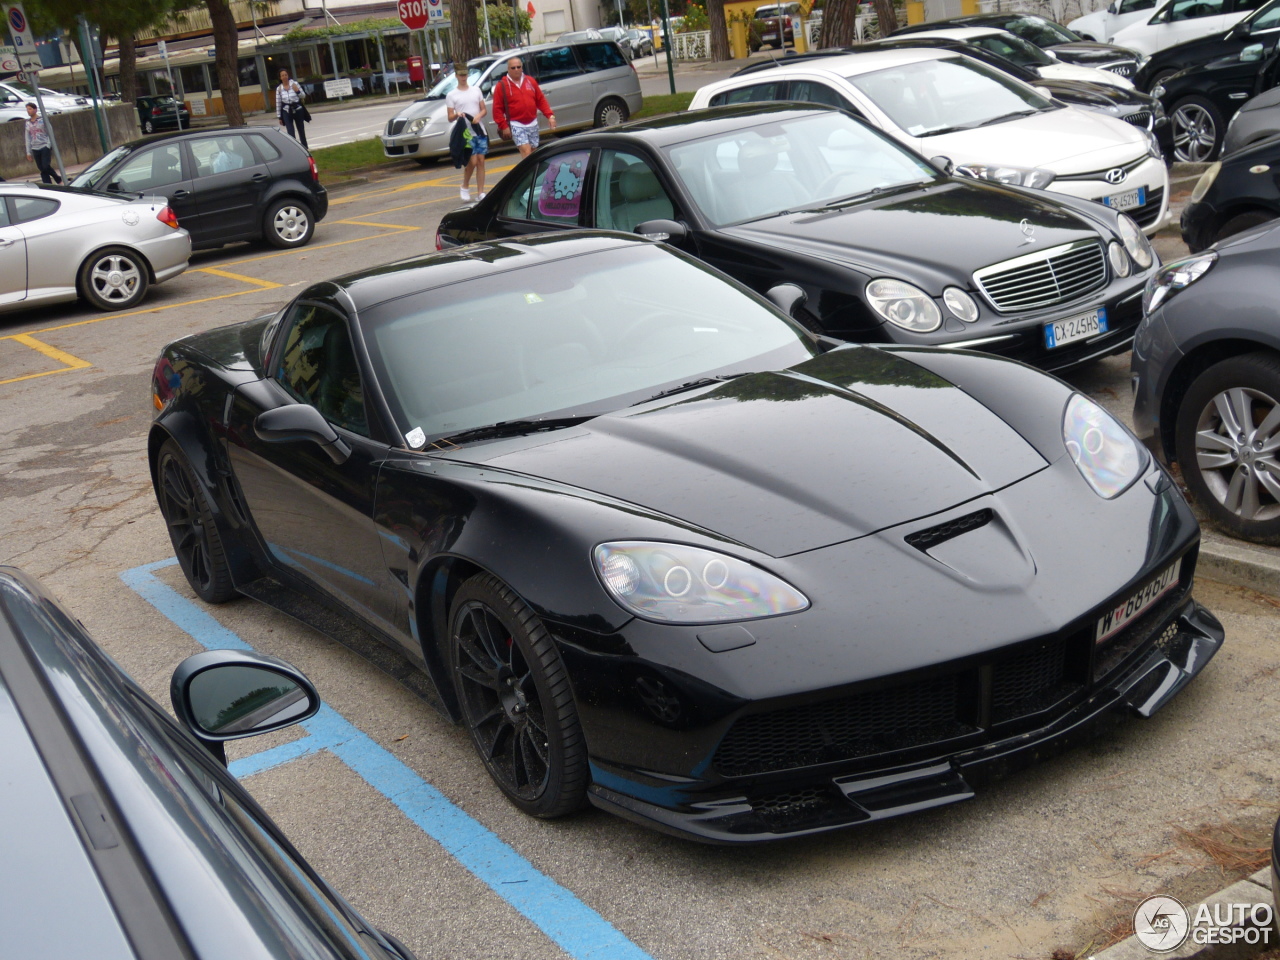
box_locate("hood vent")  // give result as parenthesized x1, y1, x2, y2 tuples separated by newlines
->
(905, 509, 993, 552)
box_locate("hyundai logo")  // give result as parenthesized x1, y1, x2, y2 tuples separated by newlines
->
(1105, 167, 1128, 185)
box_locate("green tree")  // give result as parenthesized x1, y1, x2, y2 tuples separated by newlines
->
(479, 4, 531, 49)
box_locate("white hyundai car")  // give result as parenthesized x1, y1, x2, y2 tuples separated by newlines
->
(689, 48, 1169, 234)
(1069, 0, 1159, 43)
(1108, 0, 1255, 56)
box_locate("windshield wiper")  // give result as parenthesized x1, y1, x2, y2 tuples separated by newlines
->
(967, 109, 1040, 129)
(432, 415, 597, 446)
(631, 373, 747, 406)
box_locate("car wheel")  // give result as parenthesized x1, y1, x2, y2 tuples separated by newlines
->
(78, 246, 150, 311)
(156, 439, 238, 602)
(1214, 209, 1275, 245)
(263, 198, 314, 248)
(593, 97, 630, 128)
(1171, 96, 1224, 162)
(448, 573, 588, 817)
(415, 156, 440, 167)
(1148, 68, 1178, 91)
(1174, 352, 1280, 544)
(143, 118, 155, 134)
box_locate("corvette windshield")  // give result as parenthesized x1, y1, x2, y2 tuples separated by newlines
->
(361, 244, 817, 441)
(663, 112, 938, 226)
(846, 56, 1053, 137)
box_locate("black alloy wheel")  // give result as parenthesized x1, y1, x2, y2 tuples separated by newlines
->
(448, 573, 588, 817)
(156, 439, 238, 602)
(1214, 209, 1275, 245)
(1171, 95, 1224, 162)
(1175, 352, 1280, 544)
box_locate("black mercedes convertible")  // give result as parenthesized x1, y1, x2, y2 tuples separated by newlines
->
(149, 232, 1222, 842)
(437, 105, 1159, 373)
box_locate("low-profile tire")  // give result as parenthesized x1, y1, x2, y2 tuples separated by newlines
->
(155, 439, 238, 603)
(448, 573, 588, 818)
(1174, 352, 1280, 544)
(1170, 95, 1224, 162)
(1214, 209, 1275, 245)
(262, 198, 315, 248)
(593, 96, 630, 128)
(78, 246, 150, 311)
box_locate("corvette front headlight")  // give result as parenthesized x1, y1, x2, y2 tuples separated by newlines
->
(1062, 394, 1145, 499)
(956, 163, 1056, 190)
(1142, 252, 1217, 314)
(594, 542, 809, 623)
(1118, 214, 1154, 269)
(866, 278, 942, 332)
(407, 116, 429, 134)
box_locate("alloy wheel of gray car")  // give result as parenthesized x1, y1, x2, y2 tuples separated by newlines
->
(1171, 98, 1222, 163)
(1176, 353, 1280, 543)
(264, 199, 314, 248)
(78, 246, 149, 310)
(448, 573, 588, 818)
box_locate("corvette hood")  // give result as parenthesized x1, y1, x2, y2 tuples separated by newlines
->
(910, 105, 1148, 173)
(718, 181, 1095, 288)
(437, 346, 1048, 556)
(1048, 40, 1138, 65)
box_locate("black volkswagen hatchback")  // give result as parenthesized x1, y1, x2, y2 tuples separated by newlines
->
(70, 128, 328, 250)
(438, 105, 1159, 372)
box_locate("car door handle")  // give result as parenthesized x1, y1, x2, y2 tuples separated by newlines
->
(0, 237, 13, 247)
(251, 173, 269, 182)
(172, 189, 190, 199)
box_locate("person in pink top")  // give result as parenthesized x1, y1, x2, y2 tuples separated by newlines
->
(491, 57, 556, 157)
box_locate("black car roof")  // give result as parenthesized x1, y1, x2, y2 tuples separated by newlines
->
(598, 101, 839, 146)
(117, 126, 294, 151)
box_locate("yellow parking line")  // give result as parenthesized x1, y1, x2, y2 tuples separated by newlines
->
(338, 220, 423, 230)
(1, 333, 92, 386)
(197, 267, 285, 289)
(328, 163, 517, 204)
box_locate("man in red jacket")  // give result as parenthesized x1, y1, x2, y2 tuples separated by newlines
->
(492, 57, 557, 157)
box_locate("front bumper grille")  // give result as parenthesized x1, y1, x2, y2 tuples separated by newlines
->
(1123, 110, 1152, 130)
(1104, 60, 1137, 77)
(974, 240, 1108, 312)
(1130, 186, 1164, 228)
(386, 118, 407, 136)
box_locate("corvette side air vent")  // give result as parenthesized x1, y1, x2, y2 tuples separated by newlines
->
(904, 509, 993, 552)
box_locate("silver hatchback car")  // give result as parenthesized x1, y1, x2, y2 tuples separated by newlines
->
(381, 40, 642, 163)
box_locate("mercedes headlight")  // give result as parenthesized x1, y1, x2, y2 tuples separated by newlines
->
(1108, 241, 1132, 278)
(866, 279, 942, 333)
(942, 286, 979, 323)
(1062, 394, 1145, 499)
(956, 163, 1056, 189)
(1142, 252, 1217, 313)
(594, 542, 809, 623)
(1190, 161, 1221, 203)
(1117, 214, 1154, 269)
(407, 116, 429, 134)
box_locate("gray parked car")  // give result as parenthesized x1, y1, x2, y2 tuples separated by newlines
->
(0, 182, 190, 313)
(381, 40, 643, 163)
(1223, 84, 1280, 154)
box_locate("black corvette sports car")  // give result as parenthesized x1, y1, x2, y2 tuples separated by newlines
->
(439, 105, 1160, 373)
(150, 232, 1223, 842)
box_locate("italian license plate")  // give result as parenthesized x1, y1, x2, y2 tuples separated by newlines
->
(1044, 307, 1108, 349)
(1095, 561, 1181, 644)
(1101, 185, 1146, 212)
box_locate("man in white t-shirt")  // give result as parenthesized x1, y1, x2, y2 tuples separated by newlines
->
(445, 64, 488, 202)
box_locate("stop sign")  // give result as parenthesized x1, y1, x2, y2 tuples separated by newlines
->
(398, 0, 429, 30)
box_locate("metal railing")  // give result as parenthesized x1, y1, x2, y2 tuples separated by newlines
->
(672, 30, 711, 59)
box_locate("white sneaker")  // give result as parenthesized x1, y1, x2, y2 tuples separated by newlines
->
(460, 187, 471, 201)
(477, 192, 486, 200)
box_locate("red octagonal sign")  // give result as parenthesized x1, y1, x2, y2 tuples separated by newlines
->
(398, 0, 429, 30)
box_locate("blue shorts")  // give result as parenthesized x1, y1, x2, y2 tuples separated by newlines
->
(470, 135, 489, 157)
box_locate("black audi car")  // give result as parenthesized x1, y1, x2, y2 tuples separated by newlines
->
(1132, 220, 1280, 542)
(150, 231, 1222, 842)
(1135, 0, 1280, 90)
(439, 105, 1159, 373)
(0, 566, 416, 958)
(891, 13, 1143, 77)
(70, 128, 328, 250)
(1181, 137, 1280, 250)
(1152, 41, 1280, 160)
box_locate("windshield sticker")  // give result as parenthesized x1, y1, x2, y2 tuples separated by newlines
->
(537, 151, 588, 218)
(524, 293, 544, 304)
(405, 426, 427, 449)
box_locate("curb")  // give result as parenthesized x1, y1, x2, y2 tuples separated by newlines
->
(1197, 534, 1280, 599)
(1093, 868, 1274, 959)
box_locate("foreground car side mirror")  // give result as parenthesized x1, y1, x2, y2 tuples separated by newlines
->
(171, 649, 320, 763)
(766, 282, 808, 318)
(635, 219, 688, 243)
(255, 403, 351, 464)
(929, 155, 955, 176)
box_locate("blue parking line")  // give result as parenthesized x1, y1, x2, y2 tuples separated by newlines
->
(121, 559, 656, 960)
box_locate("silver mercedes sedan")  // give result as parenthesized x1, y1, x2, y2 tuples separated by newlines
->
(0, 183, 191, 314)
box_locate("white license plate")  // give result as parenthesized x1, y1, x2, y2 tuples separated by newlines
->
(1095, 561, 1181, 644)
(1101, 185, 1146, 212)
(1044, 307, 1108, 349)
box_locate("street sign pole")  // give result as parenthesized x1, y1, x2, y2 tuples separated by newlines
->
(5, 3, 67, 183)
(661, 0, 675, 94)
(77, 16, 109, 152)
(158, 39, 181, 130)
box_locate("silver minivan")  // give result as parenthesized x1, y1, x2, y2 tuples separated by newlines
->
(380, 41, 643, 163)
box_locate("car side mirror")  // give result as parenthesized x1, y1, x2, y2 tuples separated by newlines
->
(1242, 42, 1265, 61)
(929, 155, 955, 175)
(107, 180, 122, 192)
(635, 218, 688, 242)
(255, 403, 351, 464)
(765, 282, 808, 318)
(1107, 0, 1119, 12)
(171, 649, 320, 764)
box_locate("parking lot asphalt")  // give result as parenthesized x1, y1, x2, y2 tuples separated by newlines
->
(3, 160, 1280, 960)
